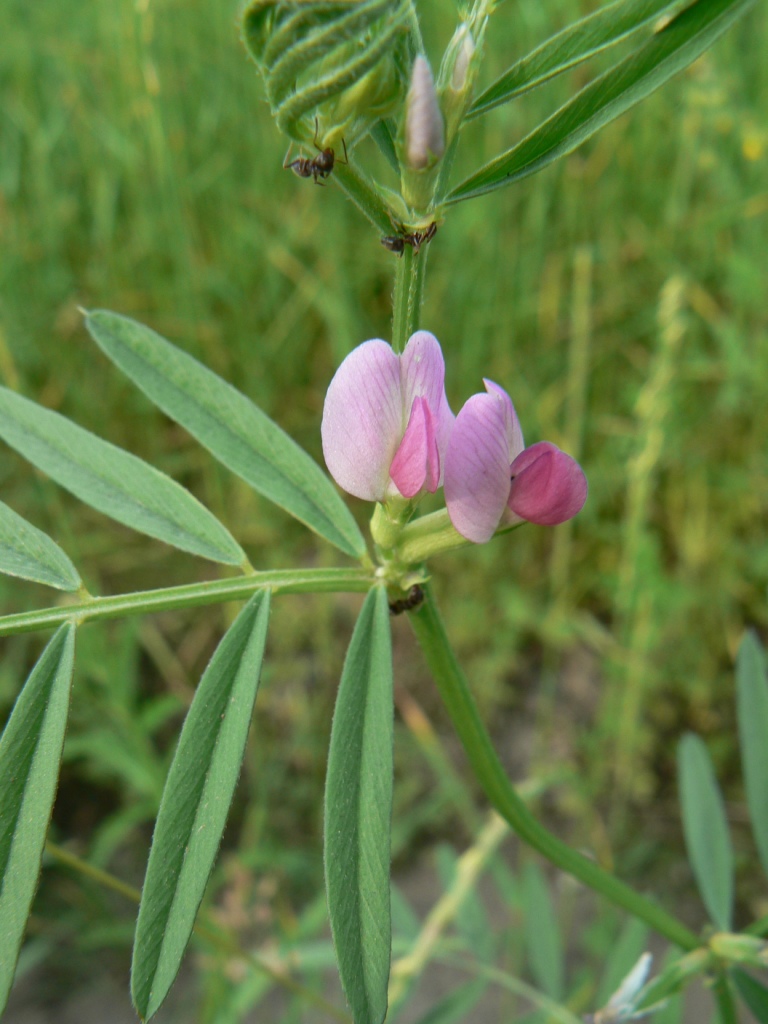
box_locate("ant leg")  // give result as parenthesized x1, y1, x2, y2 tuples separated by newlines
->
(339, 137, 348, 166)
(313, 115, 322, 153)
(282, 143, 295, 170)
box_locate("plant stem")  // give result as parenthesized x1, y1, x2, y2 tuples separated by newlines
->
(713, 974, 739, 1024)
(408, 584, 701, 952)
(391, 244, 429, 352)
(0, 568, 374, 636)
(45, 843, 351, 1023)
(333, 159, 394, 235)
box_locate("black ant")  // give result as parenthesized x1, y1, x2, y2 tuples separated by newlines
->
(381, 221, 437, 257)
(283, 117, 347, 185)
(388, 584, 424, 616)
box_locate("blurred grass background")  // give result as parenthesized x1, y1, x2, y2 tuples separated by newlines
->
(1, 0, 767, 1014)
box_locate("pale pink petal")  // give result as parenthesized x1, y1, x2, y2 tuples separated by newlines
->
(401, 331, 455, 482)
(321, 340, 402, 501)
(508, 441, 588, 525)
(483, 379, 524, 458)
(390, 396, 439, 498)
(444, 392, 512, 543)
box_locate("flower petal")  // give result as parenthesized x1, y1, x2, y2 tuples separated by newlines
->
(483, 379, 524, 458)
(401, 332, 455, 483)
(321, 340, 402, 501)
(508, 441, 587, 525)
(390, 396, 439, 498)
(444, 392, 512, 543)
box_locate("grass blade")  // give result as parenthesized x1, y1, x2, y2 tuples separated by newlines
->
(449, 0, 756, 203)
(469, 0, 680, 117)
(0, 624, 76, 1014)
(677, 732, 733, 930)
(85, 310, 366, 559)
(732, 968, 768, 1023)
(736, 631, 768, 878)
(131, 591, 271, 1020)
(0, 386, 245, 567)
(0, 499, 81, 591)
(521, 862, 564, 1000)
(325, 587, 393, 1024)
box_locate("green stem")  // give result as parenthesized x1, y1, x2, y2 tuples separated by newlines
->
(408, 584, 701, 952)
(392, 245, 415, 352)
(45, 842, 351, 1023)
(713, 974, 739, 1024)
(0, 568, 374, 636)
(391, 243, 429, 352)
(333, 159, 394, 235)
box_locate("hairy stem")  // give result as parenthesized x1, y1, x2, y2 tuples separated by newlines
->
(0, 568, 374, 636)
(391, 244, 429, 351)
(408, 584, 701, 952)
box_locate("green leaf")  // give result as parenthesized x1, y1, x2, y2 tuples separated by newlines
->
(0, 499, 81, 591)
(736, 631, 768, 878)
(0, 624, 76, 1014)
(131, 591, 271, 1020)
(470, 0, 679, 117)
(324, 587, 393, 1024)
(0, 386, 245, 566)
(677, 732, 733, 930)
(732, 968, 768, 1023)
(448, 0, 757, 203)
(521, 862, 564, 1000)
(85, 309, 366, 559)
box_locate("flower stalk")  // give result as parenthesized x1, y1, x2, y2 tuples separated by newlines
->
(408, 583, 702, 952)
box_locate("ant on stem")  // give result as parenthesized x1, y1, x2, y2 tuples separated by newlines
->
(283, 117, 347, 185)
(381, 221, 437, 257)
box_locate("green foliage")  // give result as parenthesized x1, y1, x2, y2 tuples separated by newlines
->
(0, 385, 245, 567)
(736, 630, 768, 878)
(450, 0, 758, 200)
(677, 732, 734, 930)
(86, 309, 366, 559)
(131, 591, 270, 1019)
(0, 499, 81, 591)
(0, 625, 75, 1014)
(324, 587, 393, 1024)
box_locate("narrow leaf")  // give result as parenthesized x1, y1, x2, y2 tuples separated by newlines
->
(521, 862, 564, 1000)
(449, 0, 757, 203)
(85, 310, 366, 559)
(0, 499, 81, 591)
(732, 969, 768, 1024)
(677, 732, 733, 930)
(324, 587, 393, 1024)
(469, 0, 680, 117)
(0, 386, 245, 566)
(0, 624, 76, 1013)
(131, 591, 271, 1020)
(736, 631, 768, 878)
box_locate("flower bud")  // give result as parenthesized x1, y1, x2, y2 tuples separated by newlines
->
(449, 25, 475, 93)
(405, 56, 445, 170)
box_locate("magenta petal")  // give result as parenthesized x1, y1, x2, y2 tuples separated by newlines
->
(390, 396, 439, 498)
(401, 332, 455, 482)
(483, 379, 524, 458)
(508, 441, 588, 525)
(444, 392, 512, 543)
(321, 339, 402, 501)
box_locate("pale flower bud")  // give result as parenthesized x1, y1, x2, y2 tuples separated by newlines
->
(405, 55, 445, 170)
(450, 26, 475, 92)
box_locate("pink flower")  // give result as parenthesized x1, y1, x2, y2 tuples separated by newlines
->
(321, 332, 454, 502)
(444, 380, 587, 543)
